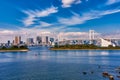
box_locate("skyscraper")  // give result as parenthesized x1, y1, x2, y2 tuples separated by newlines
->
(42, 36, 49, 45)
(26, 38, 34, 45)
(50, 38, 54, 43)
(46, 36, 49, 44)
(14, 36, 21, 45)
(36, 36, 42, 45)
(7, 40, 11, 46)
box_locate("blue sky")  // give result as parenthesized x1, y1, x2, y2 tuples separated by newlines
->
(0, 0, 120, 42)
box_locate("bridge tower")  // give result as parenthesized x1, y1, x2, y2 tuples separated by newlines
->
(89, 30, 95, 44)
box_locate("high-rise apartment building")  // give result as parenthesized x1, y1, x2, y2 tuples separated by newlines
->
(46, 36, 49, 44)
(36, 36, 42, 45)
(14, 36, 21, 45)
(26, 38, 34, 45)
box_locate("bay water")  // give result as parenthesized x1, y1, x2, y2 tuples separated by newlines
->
(0, 47, 120, 80)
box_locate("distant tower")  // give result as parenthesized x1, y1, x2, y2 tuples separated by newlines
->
(26, 38, 34, 45)
(14, 36, 21, 45)
(7, 40, 10, 46)
(36, 36, 42, 45)
(89, 30, 95, 44)
(46, 36, 49, 44)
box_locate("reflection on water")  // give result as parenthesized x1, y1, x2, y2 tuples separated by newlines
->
(0, 47, 120, 80)
(101, 51, 109, 55)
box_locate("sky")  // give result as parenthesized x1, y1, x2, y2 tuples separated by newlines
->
(0, 0, 120, 42)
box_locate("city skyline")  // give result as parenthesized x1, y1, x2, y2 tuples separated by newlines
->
(0, 0, 120, 42)
(0, 30, 120, 43)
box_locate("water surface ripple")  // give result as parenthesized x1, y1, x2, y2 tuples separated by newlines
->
(0, 47, 120, 80)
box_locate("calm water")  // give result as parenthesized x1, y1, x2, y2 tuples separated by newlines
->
(0, 47, 120, 80)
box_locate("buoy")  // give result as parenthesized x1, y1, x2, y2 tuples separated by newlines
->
(82, 72, 87, 75)
(91, 71, 94, 74)
(98, 65, 101, 68)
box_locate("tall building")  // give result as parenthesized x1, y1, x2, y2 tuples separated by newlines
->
(7, 40, 10, 46)
(50, 38, 54, 43)
(14, 36, 21, 45)
(26, 38, 34, 45)
(36, 36, 42, 45)
(42, 36, 50, 45)
(46, 36, 49, 44)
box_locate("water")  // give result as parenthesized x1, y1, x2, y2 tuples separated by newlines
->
(0, 47, 120, 80)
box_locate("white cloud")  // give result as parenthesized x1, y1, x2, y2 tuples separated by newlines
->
(1, 28, 120, 43)
(33, 21, 53, 29)
(74, 0, 82, 4)
(58, 9, 120, 26)
(62, 0, 82, 8)
(58, 15, 85, 25)
(0, 28, 51, 43)
(100, 9, 120, 15)
(0, 30, 18, 43)
(0, 30, 14, 34)
(58, 12, 96, 26)
(102, 31, 120, 39)
(22, 6, 58, 26)
(35, 7, 58, 17)
(22, 14, 35, 26)
(38, 21, 52, 27)
(57, 32, 99, 41)
(106, 0, 120, 5)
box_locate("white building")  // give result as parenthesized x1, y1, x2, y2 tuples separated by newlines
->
(100, 38, 115, 47)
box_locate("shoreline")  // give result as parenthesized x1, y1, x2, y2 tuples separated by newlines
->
(50, 48, 120, 50)
(0, 49, 29, 52)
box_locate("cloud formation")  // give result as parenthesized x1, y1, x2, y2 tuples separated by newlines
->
(1, 0, 120, 43)
(106, 0, 120, 5)
(58, 32, 89, 40)
(21, 0, 120, 28)
(58, 8, 120, 26)
(22, 6, 58, 26)
(0, 30, 14, 35)
(0, 28, 120, 43)
(38, 21, 52, 27)
(0, 29, 89, 43)
(61, 0, 82, 8)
